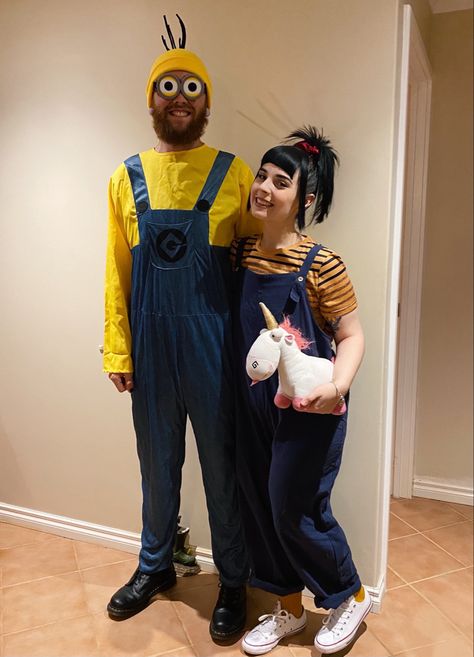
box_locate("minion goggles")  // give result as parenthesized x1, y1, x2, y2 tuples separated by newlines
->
(154, 73, 206, 101)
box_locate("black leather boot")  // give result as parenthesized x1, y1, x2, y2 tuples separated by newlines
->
(107, 566, 176, 620)
(209, 583, 247, 640)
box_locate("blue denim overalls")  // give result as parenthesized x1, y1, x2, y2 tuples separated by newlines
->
(233, 239, 361, 609)
(124, 151, 248, 586)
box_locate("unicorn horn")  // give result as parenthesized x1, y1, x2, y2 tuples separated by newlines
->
(259, 302, 279, 329)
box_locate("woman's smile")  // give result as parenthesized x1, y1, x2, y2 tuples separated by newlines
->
(250, 163, 299, 223)
(254, 196, 273, 209)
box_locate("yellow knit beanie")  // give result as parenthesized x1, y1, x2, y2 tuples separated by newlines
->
(146, 49, 212, 109)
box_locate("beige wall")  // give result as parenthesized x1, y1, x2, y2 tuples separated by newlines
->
(0, 0, 401, 589)
(415, 9, 473, 487)
(407, 0, 433, 48)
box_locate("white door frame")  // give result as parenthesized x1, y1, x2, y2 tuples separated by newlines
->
(379, 4, 432, 593)
(391, 6, 432, 499)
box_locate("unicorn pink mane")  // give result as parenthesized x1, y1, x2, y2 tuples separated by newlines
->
(279, 316, 313, 351)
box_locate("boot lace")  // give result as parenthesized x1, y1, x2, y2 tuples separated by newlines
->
(217, 583, 243, 606)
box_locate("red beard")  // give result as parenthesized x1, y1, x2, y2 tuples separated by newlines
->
(152, 103, 208, 145)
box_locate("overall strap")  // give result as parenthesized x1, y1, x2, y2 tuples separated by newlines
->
(234, 237, 248, 270)
(297, 243, 325, 281)
(194, 151, 235, 211)
(284, 243, 325, 312)
(124, 154, 150, 216)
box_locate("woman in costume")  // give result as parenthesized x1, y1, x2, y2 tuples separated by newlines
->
(232, 127, 370, 655)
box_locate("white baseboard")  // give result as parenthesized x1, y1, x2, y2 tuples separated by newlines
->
(0, 502, 216, 572)
(0, 502, 382, 609)
(413, 477, 474, 506)
(365, 575, 385, 614)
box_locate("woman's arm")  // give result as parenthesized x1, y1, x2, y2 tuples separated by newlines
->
(298, 309, 364, 413)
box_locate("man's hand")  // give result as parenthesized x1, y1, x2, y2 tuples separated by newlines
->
(296, 382, 340, 414)
(108, 372, 134, 393)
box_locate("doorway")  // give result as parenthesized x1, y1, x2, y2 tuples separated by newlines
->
(391, 6, 432, 499)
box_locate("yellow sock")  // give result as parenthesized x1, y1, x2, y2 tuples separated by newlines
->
(354, 586, 365, 602)
(280, 592, 304, 618)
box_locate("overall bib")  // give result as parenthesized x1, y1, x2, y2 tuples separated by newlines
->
(233, 240, 361, 609)
(125, 151, 248, 586)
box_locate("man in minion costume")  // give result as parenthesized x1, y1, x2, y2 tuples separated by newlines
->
(103, 16, 257, 640)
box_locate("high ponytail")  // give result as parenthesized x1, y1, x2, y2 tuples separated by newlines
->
(258, 125, 339, 230)
(286, 126, 339, 227)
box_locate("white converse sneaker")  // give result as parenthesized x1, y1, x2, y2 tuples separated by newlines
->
(314, 589, 372, 654)
(242, 601, 307, 655)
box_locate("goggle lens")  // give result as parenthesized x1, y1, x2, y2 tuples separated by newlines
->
(154, 74, 205, 101)
(157, 75, 179, 98)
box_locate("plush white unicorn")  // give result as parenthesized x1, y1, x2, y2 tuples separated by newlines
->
(246, 303, 346, 415)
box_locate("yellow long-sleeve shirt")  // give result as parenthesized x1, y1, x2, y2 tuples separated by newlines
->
(104, 144, 258, 373)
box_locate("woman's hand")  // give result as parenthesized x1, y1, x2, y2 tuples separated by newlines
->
(296, 383, 341, 414)
(294, 309, 365, 415)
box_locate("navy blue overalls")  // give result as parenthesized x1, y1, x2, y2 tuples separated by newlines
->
(233, 239, 361, 609)
(124, 151, 248, 586)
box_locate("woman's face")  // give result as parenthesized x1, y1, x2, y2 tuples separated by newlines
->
(250, 163, 300, 226)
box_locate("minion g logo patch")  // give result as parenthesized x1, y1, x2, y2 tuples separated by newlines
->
(156, 229, 188, 262)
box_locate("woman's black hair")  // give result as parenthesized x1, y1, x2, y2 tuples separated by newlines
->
(259, 125, 339, 230)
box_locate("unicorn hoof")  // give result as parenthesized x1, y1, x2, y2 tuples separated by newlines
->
(274, 393, 292, 409)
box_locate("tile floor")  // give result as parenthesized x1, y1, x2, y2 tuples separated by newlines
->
(0, 497, 472, 656)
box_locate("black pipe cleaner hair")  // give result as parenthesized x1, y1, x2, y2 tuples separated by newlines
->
(161, 14, 187, 51)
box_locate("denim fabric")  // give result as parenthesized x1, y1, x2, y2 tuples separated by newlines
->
(125, 153, 248, 586)
(233, 242, 361, 609)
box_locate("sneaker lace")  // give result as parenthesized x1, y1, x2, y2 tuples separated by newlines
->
(255, 602, 291, 637)
(322, 599, 354, 637)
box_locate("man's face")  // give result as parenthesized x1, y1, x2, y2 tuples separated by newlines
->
(152, 69, 208, 145)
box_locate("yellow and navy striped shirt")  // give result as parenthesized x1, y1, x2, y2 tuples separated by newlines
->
(230, 235, 357, 337)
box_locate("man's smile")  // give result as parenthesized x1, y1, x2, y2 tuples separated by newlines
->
(167, 106, 192, 118)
